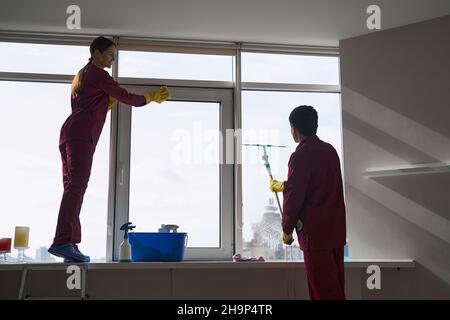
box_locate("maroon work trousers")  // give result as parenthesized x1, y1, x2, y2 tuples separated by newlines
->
(53, 140, 95, 245)
(303, 247, 346, 300)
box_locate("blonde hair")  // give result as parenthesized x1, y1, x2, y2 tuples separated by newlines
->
(71, 58, 92, 97)
(71, 36, 116, 97)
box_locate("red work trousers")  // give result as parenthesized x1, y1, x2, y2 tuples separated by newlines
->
(303, 247, 346, 300)
(53, 140, 95, 245)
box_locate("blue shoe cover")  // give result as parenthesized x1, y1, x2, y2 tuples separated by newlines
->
(48, 243, 90, 263)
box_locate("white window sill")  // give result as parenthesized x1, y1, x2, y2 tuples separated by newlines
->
(0, 259, 415, 271)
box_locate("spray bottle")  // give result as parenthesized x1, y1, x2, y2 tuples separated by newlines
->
(119, 222, 135, 262)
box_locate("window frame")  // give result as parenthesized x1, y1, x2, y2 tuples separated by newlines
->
(110, 83, 235, 260)
(237, 50, 342, 257)
(0, 32, 342, 262)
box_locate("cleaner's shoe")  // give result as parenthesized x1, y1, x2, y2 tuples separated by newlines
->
(48, 243, 90, 263)
(63, 245, 89, 263)
(63, 257, 79, 263)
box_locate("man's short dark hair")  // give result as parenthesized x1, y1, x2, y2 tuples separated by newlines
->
(289, 105, 318, 136)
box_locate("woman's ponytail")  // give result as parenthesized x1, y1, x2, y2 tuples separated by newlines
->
(71, 36, 115, 97)
(71, 59, 91, 97)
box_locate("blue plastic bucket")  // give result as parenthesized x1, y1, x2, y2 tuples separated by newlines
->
(128, 232, 188, 262)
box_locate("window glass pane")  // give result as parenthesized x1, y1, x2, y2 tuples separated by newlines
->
(129, 101, 220, 247)
(0, 81, 109, 262)
(0, 42, 91, 75)
(119, 51, 233, 81)
(242, 52, 340, 85)
(241, 91, 342, 261)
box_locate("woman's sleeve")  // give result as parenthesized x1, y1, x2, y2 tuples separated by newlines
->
(99, 73, 146, 107)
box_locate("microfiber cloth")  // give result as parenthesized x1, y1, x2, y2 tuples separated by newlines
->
(232, 253, 265, 262)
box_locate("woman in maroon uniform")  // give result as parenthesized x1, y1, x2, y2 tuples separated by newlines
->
(49, 36, 170, 262)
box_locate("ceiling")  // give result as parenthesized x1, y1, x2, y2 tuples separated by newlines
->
(1, 0, 450, 46)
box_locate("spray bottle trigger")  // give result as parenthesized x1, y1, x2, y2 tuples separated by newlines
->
(120, 222, 136, 239)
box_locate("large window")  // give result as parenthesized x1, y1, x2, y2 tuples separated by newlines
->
(242, 52, 340, 84)
(0, 81, 110, 262)
(129, 101, 220, 247)
(0, 38, 342, 262)
(119, 51, 233, 81)
(241, 53, 342, 261)
(0, 42, 89, 75)
(115, 51, 235, 259)
(112, 86, 234, 260)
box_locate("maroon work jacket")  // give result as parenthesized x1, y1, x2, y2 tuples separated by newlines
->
(282, 135, 346, 251)
(60, 63, 146, 146)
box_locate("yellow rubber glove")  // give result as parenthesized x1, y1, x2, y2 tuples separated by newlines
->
(144, 86, 171, 104)
(281, 232, 294, 245)
(270, 179, 285, 193)
(108, 96, 118, 111)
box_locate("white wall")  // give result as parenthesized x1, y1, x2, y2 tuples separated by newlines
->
(340, 15, 450, 299)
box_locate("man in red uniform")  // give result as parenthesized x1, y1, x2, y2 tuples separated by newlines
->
(49, 36, 170, 262)
(270, 105, 346, 300)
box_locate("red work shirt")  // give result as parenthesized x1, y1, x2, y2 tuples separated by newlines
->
(60, 63, 147, 146)
(282, 135, 346, 251)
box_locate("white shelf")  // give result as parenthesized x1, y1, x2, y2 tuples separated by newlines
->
(363, 162, 450, 178)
